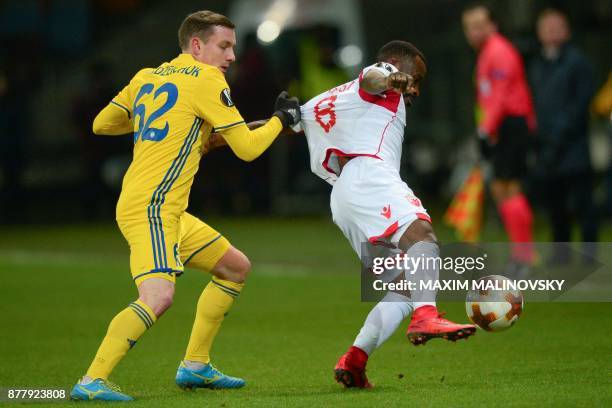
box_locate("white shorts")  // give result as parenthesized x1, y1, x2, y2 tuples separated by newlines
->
(330, 157, 431, 260)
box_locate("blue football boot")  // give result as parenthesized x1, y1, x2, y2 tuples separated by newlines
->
(175, 361, 245, 389)
(70, 378, 133, 401)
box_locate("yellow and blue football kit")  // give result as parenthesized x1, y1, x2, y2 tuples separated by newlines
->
(93, 53, 283, 285)
(80, 54, 284, 388)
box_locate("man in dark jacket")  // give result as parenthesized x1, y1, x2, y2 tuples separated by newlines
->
(529, 8, 597, 262)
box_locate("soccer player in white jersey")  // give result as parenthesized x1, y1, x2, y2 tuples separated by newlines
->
(299, 41, 476, 388)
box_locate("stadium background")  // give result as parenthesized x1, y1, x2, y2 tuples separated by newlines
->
(0, 0, 611, 223)
(0, 1, 611, 406)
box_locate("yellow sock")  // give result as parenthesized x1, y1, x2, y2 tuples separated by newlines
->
(86, 300, 156, 380)
(184, 277, 243, 364)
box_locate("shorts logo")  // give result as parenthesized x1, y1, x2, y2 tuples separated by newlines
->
(381, 205, 392, 219)
(220, 88, 234, 107)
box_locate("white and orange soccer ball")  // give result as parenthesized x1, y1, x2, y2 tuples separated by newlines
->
(465, 275, 524, 332)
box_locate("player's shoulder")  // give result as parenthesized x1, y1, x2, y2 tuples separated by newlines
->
(188, 64, 231, 104)
(132, 67, 155, 80)
(489, 34, 519, 57)
(123, 67, 156, 89)
(198, 64, 228, 84)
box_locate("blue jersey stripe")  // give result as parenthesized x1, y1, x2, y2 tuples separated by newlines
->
(147, 207, 160, 269)
(147, 117, 203, 269)
(153, 117, 203, 204)
(149, 208, 164, 268)
(147, 118, 199, 269)
(152, 117, 202, 267)
(149, 118, 200, 207)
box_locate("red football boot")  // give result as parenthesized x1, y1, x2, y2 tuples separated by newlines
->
(334, 346, 372, 389)
(406, 305, 476, 345)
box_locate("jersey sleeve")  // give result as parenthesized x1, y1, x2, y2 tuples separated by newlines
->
(109, 69, 149, 120)
(110, 84, 133, 119)
(92, 103, 133, 135)
(92, 70, 146, 136)
(192, 69, 245, 132)
(219, 116, 283, 162)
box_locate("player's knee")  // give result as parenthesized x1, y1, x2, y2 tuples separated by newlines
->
(418, 221, 437, 243)
(212, 247, 251, 283)
(399, 219, 438, 251)
(157, 289, 175, 312)
(138, 281, 175, 316)
(231, 252, 251, 283)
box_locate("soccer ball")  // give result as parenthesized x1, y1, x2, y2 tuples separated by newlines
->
(465, 275, 523, 332)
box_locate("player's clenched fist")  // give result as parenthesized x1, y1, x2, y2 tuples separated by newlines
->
(273, 91, 301, 128)
(386, 72, 414, 94)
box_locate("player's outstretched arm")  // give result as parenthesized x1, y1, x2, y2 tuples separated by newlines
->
(92, 103, 133, 136)
(203, 120, 298, 155)
(218, 92, 300, 162)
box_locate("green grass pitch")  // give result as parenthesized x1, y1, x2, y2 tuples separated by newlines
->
(0, 217, 611, 407)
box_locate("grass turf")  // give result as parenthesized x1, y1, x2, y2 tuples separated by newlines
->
(0, 217, 611, 407)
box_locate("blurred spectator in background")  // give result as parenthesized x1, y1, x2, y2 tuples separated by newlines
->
(462, 4, 536, 269)
(529, 8, 597, 263)
(592, 70, 612, 219)
(230, 33, 280, 120)
(289, 25, 349, 101)
(593, 72, 612, 122)
(223, 33, 281, 212)
(71, 61, 127, 219)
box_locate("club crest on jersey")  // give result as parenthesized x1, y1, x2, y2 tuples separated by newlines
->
(220, 88, 234, 107)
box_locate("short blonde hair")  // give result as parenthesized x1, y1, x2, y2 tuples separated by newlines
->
(178, 10, 235, 50)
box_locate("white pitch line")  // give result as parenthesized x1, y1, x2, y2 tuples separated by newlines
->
(0, 249, 125, 267)
(0, 249, 330, 276)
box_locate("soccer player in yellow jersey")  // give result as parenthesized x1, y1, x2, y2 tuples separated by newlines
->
(70, 11, 300, 401)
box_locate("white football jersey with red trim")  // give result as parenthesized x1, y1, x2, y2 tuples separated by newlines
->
(300, 62, 406, 185)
